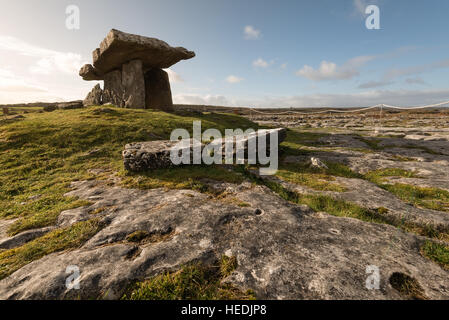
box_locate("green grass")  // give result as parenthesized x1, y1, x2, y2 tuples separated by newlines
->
(356, 136, 443, 156)
(354, 136, 442, 156)
(1, 106, 44, 115)
(126, 231, 150, 243)
(421, 241, 449, 270)
(274, 155, 362, 192)
(364, 168, 420, 184)
(3, 195, 91, 236)
(325, 162, 363, 179)
(240, 168, 392, 225)
(220, 255, 238, 277)
(365, 169, 449, 212)
(0, 219, 103, 280)
(280, 129, 329, 153)
(355, 136, 383, 150)
(401, 144, 442, 156)
(381, 184, 449, 212)
(0, 106, 257, 234)
(275, 164, 347, 192)
(121, 165, 245, 193)
(275, 127, 449, 235)
(266, 128, 449, 240)
(391, 155, 416, 162)
(237, 166, 447, 240)
(121, 259, 255, 300)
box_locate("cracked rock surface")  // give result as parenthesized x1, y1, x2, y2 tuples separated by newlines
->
(0, 180, 447, 300)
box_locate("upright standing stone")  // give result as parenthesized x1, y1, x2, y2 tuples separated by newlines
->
(83, 84, 103, 106)
(145, 68, 173, 111)
(103, 70, 124, 107)
(122, 60, 145, 109)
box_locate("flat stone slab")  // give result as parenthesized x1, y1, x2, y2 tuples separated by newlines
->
(80, 29, 195, 80)
(123, 128, 287, 172)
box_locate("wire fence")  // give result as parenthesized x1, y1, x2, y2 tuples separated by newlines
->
(247, 100, 449, 134)
(248, 100, 449, 116)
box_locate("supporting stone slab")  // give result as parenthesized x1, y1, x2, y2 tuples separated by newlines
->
(122, 60, 145, 109)
(145, 68, 173, 111)
(103, 70, 124, 107)
(102, 59, 146, 109)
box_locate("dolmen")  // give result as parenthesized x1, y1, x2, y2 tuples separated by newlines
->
(80, 29, 195, 111)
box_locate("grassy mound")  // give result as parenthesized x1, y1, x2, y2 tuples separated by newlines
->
(0, 107, 257, 235)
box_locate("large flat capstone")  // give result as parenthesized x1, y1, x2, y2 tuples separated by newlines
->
(80, 29, 195, 80)
(123, 128, 287, 172)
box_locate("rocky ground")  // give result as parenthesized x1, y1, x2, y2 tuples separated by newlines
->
(0, 106, 448, 300)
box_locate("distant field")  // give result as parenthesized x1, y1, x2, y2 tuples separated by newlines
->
(1, 106, 44, 113)
(2, 101, 449, 116)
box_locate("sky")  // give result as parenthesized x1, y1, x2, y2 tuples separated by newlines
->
(0, 0, 448, 108)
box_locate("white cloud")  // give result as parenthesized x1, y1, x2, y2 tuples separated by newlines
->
(0, 35, 94, 103)
(358, 80, 393, 89)
(174, 94, 234, 106)
(164, 68, 183, 83)
(297, 61, 352, 81)
(280, 63, 288, 69)
(0, 68, 48, 93)
(353, 0, 380, 17)
(405, 77, 427, 85)
(175, 88, 449, 109)
(383, 58, 449, 80)
(0, 69, 62, 103)
(297, 55, 375, 81)
(253, 58, 271, 68)
(0, 35, 85, 75)
(226, 75, 244, 84)
(261, 89, 449, 108)
(353, 0, 367, 15)
(361, 58, 449, 89)
(244, 26, 261, 40)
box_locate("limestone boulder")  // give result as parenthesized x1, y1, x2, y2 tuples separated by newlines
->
(57, 101, 83, 110)
(43, 105, 57, 112)
(123, 128, 287, 172)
